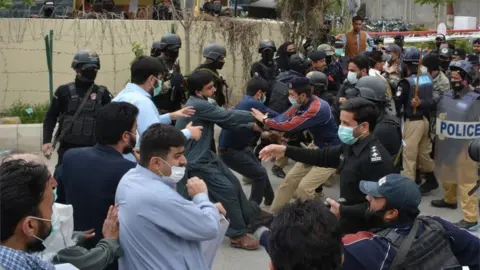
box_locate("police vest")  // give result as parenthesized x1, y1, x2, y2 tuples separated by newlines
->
(400, 74, 434, 118)
(374, 216, 459, 269)
(435, 89, 480, 165)
(61, 83, 105, 146)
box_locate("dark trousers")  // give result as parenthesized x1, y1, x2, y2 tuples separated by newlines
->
(219, 147, 274, 205)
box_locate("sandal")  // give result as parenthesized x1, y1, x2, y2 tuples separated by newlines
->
(230, 234, 259, 250)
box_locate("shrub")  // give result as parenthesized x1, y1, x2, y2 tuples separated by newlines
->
(0, 102, 49, 124)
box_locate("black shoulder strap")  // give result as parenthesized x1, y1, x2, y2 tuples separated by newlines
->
(67, 83, 78, 100)
(390, 218, 421, 270)
(96, 86, 106, 103)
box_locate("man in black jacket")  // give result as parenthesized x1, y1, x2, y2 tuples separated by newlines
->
(259, 97, 395, 234)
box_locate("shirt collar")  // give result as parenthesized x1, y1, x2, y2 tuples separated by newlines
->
(94, 144, 123, 157)
(134, 164, 177, 189)
(352, 134, 374, 156)
(124, 83, 152, 98)
(0, 246, 54, 270)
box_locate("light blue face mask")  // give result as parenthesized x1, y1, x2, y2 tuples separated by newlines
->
(261, 94, 267, 103)
(335, 48, 344, 56)
(338, 125, 359, 145)
(288, 97, 298, 106)
(153, 79, 163, 97)
(53, 188, 58, 202)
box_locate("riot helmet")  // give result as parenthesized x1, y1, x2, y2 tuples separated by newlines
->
(259, 40, 276, 63)
(151, 41, 162, 57)
(203, 43, 227, 70)
(289, 53, 311, 75)
(71, 50, 100, 83)
(306, 71, 328, 94)
(158, 34, 182, 62)
(403, 47, 420, 76)
(449, 60, 474, 83)
(354, 76, 388, 103)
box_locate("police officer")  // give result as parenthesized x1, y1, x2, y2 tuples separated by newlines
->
(306, 71, 334, 106)
(196, 43, 228, 107)
(467, 54, 480, 88)
(151, 34, 186, 115)
(431, 60, 480, 231)
(351, 76, 402, 170)
(250, 40, 278, 105)
(42, 50, 112, 167)
(395, 47, 437, 188)
(439, 47, 453, 79)
(318, 43, 346, 97)
(259, 97, 395, 233)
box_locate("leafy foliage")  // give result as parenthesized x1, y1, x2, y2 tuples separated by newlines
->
(130, 42, 146, 64)
(0, 0, 34, 9)
(413, 0, 455, 5)
(0, 101, 49, 124)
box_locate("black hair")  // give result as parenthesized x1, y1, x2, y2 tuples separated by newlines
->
(368, 51, 384, 68)
(95, 102, 139, 145)
(340, 97, 380, 132)
(473, 39, 480, 45)
(246, 76, 269, 96)
(187, 70, 214, 97)
(384, 202, 420, 224)
(269, 200, 343, 270)
(276, 42, 295, 71)
(352, 15, 364, 23)
(130, 56, 166, 85)
(352, 55, 369, 73)
(0, 159, 50, 241)
(139, 124, 186, 167)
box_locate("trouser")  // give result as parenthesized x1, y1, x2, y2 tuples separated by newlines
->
(186, 161, 258, 238)
(270, 143, 336, 213)
(219, 147, 274, 205)
(436, 148, 479, 223)
(402, 117, 435, 180)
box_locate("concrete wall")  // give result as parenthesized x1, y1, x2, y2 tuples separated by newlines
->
(363, 0, 479, 27)
(0, 18, 283, 110)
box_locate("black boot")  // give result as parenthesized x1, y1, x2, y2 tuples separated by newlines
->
(419, 172, 439, 195)
(271, 165, 286, 178)
(415, 170, 423, 185)
(431, 199, 457, 209)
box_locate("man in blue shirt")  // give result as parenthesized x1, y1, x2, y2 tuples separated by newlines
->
(58, 102, 138, 255)
(116, 123, 224, 270)
(218, 76, 279, 206)
(251, 77, 341, 213)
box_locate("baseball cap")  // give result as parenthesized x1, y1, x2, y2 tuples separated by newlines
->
(453, 48, 466, 58)
(385, 44, 402, 55)
(309, 51, 327, 62)
(317, 44, 335, 56)
(467, 54, 479, 65)
(359, 174, 421, 210)
(288, 77, 311, 91)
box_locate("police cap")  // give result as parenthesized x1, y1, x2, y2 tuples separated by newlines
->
(439, 47, 452, 59)
(422, 53, 440, 71)
(394, 35, 404, 41)
(288, 77, 311, 92)
(355, 76, 388, 103)
(71, 50, 100, 70)
(159, 34, 182, 52)
(308, 51, 327, 62)
(258, 40, 276, 53)
(203, 43, 227, 61)
(453, 48, 466, 59)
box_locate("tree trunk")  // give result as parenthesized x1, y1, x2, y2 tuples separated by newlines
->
(433, 3, 439, 28)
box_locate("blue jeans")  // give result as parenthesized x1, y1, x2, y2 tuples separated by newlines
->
(219, 147, 274, 205)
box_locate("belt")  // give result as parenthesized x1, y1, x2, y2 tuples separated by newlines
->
(404, 115, 424, 121)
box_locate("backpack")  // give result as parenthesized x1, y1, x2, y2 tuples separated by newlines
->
(375, 216, 460, 270)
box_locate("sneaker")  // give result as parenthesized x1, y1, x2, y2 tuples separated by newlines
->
(271, 165, 286, 178)
(431, 199, 458, 209)
(454, 220, 479, 231)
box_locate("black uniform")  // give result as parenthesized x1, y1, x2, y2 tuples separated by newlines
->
(250, 61, 278, 105)
(43, 78, 112, 166)
(373, 113, 402, 172)
(283, 135, 395, 233)
(152, 55, 186, 114)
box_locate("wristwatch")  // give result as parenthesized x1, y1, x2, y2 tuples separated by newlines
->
(262, 113, 269, 123)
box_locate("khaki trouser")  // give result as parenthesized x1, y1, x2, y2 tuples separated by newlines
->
(274, 156, 288, 168)
(270, 143, 336, 213)
(437, 147, 479, 223)
(402, 117, 435, 179)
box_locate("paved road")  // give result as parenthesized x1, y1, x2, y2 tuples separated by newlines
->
(38, 136, 479, 270)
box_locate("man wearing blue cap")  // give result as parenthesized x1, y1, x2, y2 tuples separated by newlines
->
(342, 174, 480, 270)
(251, 77, 341, 213)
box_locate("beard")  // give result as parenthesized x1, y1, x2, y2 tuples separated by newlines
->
(364, 208, 389, 230)
(122, 135, 137, 154)
(25, 222, 51, 253)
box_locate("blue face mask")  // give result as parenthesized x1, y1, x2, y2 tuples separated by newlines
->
(261, 94, 267, 103)
(338, 125, 359, 145)
(288, 97, 298, 106)
(153, 79, 163, 97)
(335, 48, 344, 56)
(53, 188, 58, 202)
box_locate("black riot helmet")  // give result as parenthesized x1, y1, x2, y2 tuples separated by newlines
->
(306, 71, 328, 93)
(354, 76, 388, 103)
(403, 47, 420, 76)
(159, 34, 182, 52)
(258, 40, 276, 53)
(450, 60, 474, 82)
(203, 43, 227, 61)
(71, 50, 100, 70)
(151, 41, 162, 57)
(289, 53, 311, 75)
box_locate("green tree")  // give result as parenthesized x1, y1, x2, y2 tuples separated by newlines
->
(413, 0, 456, 27)
(0, 0, 34, 9)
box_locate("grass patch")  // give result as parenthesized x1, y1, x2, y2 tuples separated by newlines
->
(0, 101, 49, 124)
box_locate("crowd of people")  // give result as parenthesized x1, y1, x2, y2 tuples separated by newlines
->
(1, 14, 480, 270)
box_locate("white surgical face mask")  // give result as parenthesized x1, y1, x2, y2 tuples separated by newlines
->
(159, 158, 186, 184)
(347, 71, 359, 84)
(33, 203, 75, 262)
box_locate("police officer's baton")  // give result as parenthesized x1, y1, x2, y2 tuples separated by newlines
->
(468, 179, 480, 196)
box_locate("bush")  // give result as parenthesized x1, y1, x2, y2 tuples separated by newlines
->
(0, 102, 49, 124)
